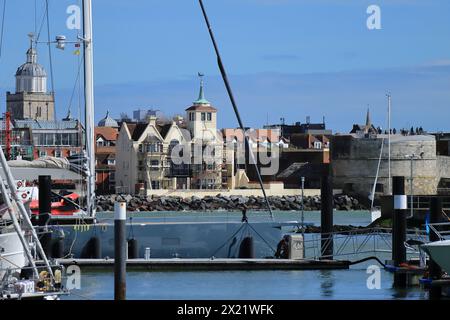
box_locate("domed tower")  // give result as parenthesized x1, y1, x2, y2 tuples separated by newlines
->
(98, 111, 119, 128)
(6, 37, 55, 121)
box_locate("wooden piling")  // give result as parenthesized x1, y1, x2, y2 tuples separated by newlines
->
(38, 175, 52, 257)
(392, 176, 407, 288)
(114, 202, 127, 300)
(429, 197, 442, 299)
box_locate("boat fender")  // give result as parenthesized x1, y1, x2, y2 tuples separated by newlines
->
(81, 236, 102, 259)
(54, 269, 62, 290)
(40, 231, 52, 258)
(238, 236, 255, 259)
(51, 238, 65, 259)
(127, 238, 139, 259)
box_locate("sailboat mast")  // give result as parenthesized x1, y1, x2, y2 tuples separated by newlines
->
(387, 93, 391, 194)
(83, 0, 96, 217)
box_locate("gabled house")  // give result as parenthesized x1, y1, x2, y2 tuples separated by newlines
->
(95, 125, 119, 194)
(115, 116, 188, 194)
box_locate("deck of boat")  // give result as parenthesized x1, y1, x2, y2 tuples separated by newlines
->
(41, 258, 350, 271)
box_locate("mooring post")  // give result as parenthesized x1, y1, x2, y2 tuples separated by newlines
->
(38, 175, 52, 257)
(392, 176, 407, 287)
(321, 165, 333, 259)
(114, 202, 127, 300)
(429, 197, 442, 299)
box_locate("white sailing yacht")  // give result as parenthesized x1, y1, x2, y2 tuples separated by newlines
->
(368, 95, 392, 223)
(0, 146, 66, 299)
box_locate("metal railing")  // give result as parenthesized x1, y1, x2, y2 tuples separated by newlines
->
(427, 222, 450, 241)
(301, 227, 431, 260)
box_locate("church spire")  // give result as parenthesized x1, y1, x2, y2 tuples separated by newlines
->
(365, 107, 371, 127)
(193, 72, 210, 105)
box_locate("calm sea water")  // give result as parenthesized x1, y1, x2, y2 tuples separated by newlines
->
(96, 210, 373, 226)
(63, 211, 430, 300)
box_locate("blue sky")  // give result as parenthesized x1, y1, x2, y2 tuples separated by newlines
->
(0, 0, 449, 132)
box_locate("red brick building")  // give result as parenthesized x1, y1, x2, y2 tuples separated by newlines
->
(95, 113, 119, 194)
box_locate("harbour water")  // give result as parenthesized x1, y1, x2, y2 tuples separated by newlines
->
(95, 210, 373, 226)
(65, 268, 426, 300)
(63, 210, 429, 300)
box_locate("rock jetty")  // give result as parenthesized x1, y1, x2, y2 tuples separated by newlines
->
(94, 194, 367, 212)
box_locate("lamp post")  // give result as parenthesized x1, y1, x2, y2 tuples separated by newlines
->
(301, 176, 305, 232)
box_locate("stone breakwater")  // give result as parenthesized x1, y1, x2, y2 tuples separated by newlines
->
(95, 194, 367, 212)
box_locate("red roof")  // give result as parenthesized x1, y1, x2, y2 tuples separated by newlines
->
(95, 127, 118, 141)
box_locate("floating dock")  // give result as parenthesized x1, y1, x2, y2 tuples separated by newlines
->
(42, 258, 350, 271)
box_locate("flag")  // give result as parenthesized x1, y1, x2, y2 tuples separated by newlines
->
(73, 43, 81, 55)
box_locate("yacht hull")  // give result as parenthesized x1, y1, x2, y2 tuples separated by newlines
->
(55, 221, 286, 259)
(421, 240, 450, 273)
(0, 231, 26, 279)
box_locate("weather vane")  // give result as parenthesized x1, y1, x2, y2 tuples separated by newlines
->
(27, 32, 35, 48)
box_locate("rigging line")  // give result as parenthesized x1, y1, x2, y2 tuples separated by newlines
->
(0, 0, 6, 59)
(45, 0, 55, 96)
(35, 0, 47, 42)
(246, 222, 277, 253)
(232, 223, 247, 258)
(34, 0, 37, 34)
(67, 54, 84, 114)
(209, 222, 247, 258)
(198, 0, 274, 220)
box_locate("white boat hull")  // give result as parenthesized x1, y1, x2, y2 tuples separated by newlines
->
(421, 240, 450, 273)
(0, 231, 26, 279)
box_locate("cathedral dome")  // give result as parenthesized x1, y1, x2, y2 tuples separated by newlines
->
(98, 111, 119, 128)
(15, 47, 48, 93)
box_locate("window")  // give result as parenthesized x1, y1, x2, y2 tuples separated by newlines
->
(146, 143, 161, 153)
(107, 159, 116, 166)
(46, 133, 55, 146)
(207, 113, 212, 121)
(375, 184, 384, 193)
(55, 134, 62, 145)
(62, 133, 70, 145)
(314, 141, 322, 149)
(201, 113, 206, 121)
(96, 138, 104, 147)
(54, 150, 62, 158)
(150, 160, 159, 166)
(39, 150, 47, 157)
(109, 172, 115, 182)
(151, 181, 160, 189)
(70, 133, 79, 146)
(189, 112, 195, 121)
